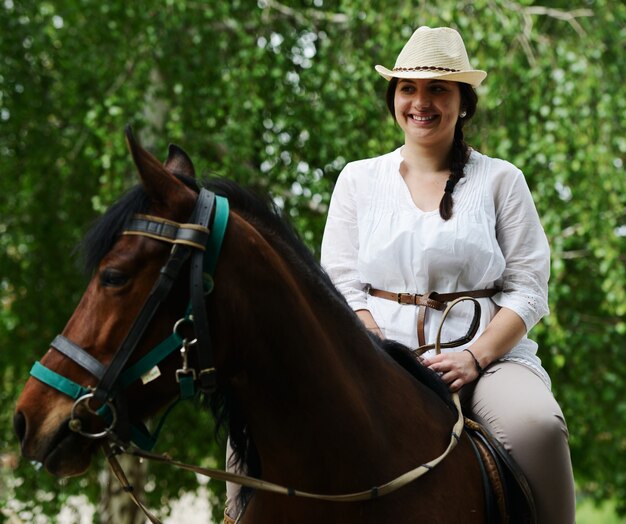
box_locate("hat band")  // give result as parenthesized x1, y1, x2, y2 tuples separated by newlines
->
(393, 66, 460, 72)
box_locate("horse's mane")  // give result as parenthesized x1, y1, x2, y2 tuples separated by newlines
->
(204, 177, 349, 313)
(78, 174, 454, 504)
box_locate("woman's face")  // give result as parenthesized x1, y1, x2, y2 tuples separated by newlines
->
(393, 79, 462, 148)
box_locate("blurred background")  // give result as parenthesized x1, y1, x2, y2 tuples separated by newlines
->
(1, 0, 624, 522)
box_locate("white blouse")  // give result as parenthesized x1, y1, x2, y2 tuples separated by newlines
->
(321, 147, 552, 387)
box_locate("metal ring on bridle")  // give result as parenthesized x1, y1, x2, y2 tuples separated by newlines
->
(173, 317, 198, 346)
(69, 392, 117, 439)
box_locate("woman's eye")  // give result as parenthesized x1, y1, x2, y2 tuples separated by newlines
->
(99, 269, 129, 287)
(430, 83, 450, 93)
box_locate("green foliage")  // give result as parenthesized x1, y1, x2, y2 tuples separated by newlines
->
(1, 0, 625, 520)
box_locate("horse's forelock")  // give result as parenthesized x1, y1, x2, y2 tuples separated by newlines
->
(79, 174, 200, 274)
(79, 186, 151, 274)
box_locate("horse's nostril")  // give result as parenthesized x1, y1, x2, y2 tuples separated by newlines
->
(14, 411, 27, 444)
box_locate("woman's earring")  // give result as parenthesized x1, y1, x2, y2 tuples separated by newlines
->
(459, 110, 467, 118)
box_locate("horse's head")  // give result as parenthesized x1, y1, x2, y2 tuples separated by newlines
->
(14, 127, 210, 477)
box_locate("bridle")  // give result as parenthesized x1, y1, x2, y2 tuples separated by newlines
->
(29, 188, 230, 448)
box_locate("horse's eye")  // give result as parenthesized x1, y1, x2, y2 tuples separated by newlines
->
(99, 269, 129, 288)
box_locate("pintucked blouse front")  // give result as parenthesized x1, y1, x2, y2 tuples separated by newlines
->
(321, 147, 552, 387)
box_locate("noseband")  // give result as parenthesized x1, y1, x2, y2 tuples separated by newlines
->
(29, 188, 229, 448)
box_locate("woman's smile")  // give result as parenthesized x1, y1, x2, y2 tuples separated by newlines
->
(407, 112, 439, 124)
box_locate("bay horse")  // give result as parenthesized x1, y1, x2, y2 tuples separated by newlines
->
(14, 128, 489, 523)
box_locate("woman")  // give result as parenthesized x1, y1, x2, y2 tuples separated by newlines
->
(321, 26, 575, 523)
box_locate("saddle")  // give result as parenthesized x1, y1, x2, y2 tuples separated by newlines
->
(464, 416, 537, 524)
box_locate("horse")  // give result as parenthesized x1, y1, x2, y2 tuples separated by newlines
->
(14, 127, 490, 523)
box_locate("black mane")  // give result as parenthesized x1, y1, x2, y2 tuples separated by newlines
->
(204, 177, 348, 311)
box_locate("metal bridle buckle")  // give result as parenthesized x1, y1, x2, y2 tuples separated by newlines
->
(174, 318, 198, 383)
(176, 337, 198, 382)
(69, 392, 117, 439)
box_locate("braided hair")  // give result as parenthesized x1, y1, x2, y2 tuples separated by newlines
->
(385, 78, 478, 220)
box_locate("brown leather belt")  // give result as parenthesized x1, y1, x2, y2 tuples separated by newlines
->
(368, 287, 500, 347)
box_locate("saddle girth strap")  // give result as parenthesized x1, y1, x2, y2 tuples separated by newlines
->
(368, 288, 500, 348)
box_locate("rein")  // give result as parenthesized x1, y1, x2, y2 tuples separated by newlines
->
(29, 188, 230, 449)
(104, 298, 478, 523)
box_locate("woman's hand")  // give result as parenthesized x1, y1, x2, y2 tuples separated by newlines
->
(423, 307, 528, 392)
(355, 309, 384, 339)
(423, 350, 480, 392)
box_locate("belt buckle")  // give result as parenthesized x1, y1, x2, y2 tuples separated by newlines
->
(396, 292, 416, 305)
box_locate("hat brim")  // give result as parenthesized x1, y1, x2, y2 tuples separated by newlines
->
(375, 65, 487, 88)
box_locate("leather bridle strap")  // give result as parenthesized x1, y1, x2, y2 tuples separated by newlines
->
(50, 335, 106, 380)
(93, 241, 192, 404)
(30, 190, 230, 449)
(123, 215, 210, 250)
(93, 188, 215, 405)
(187, 190, 217, 393)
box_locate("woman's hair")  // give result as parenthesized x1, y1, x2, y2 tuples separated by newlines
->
(385, 78, 478, 220)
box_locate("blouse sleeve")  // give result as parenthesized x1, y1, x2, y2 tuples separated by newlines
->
(320, 164, 369, 311)
(492, 168, 550, 331)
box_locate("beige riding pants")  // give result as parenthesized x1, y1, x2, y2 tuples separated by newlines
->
(460, 361, 576, 524)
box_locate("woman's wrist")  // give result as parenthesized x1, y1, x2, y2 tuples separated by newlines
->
(355, 309, 383, 335)
(463, 348, 485, 375)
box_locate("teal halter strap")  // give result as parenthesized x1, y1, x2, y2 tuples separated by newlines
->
(205, 194, 229, 276)
(30, 361, 90, 400)
(29, 193, 229, 450)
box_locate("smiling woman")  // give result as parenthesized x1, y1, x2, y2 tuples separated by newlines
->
(321, 26, 576, 524)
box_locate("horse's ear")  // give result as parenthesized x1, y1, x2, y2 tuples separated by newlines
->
(124, 125, 187, 206)
(164, 144, 196, 179)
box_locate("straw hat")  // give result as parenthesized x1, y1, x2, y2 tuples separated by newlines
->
(375, 26, 487, 87)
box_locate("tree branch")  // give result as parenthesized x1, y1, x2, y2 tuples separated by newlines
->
(522, 6, 593, 37)
(261, 0, 349, 25)
(504, 1, 593, 37)
(559, 250, 590, 259)
(492, 1, 594, 65)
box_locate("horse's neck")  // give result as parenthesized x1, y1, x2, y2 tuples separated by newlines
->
(214, 215, 454, 479)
